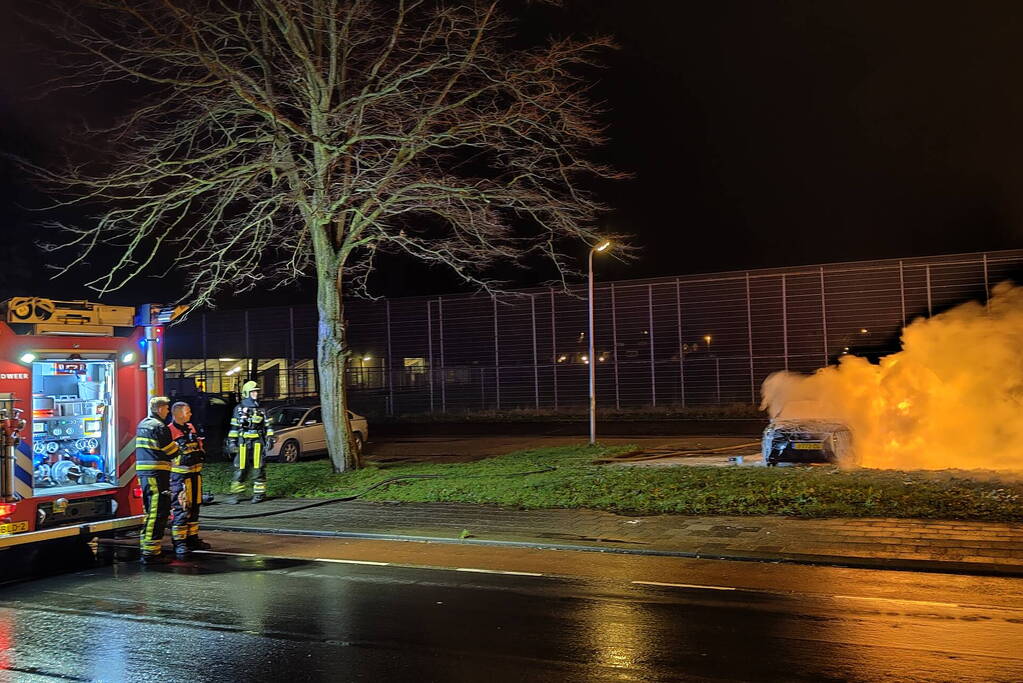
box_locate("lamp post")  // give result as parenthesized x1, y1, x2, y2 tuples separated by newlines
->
(588, 240, 611, 446)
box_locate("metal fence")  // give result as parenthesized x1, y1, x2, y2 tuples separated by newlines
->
(164, 250, 1023, 416)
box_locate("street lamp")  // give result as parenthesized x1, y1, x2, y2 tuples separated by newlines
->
(588, 240, 611, 446)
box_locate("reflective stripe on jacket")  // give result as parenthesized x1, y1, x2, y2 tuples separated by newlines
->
(227, 399, 274, 441)
(169, 420, 205, 474)
(136, 415, 179, 472)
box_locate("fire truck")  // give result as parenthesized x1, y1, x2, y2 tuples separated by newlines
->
(0, 297, 184, 568)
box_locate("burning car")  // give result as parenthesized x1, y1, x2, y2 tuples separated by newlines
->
(761, 400, 854, 466)
(761, 419, 854, 466)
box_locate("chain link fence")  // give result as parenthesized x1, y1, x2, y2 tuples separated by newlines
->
(165, 250, 1023, 416)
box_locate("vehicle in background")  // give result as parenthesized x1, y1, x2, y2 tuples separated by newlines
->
(265, 405, 368, 463)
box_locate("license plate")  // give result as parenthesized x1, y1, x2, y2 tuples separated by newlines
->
(0, 521, 28, 535)
(794, 442, 823, 450)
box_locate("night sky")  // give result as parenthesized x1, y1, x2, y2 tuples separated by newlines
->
(1, 0, 1021, 305)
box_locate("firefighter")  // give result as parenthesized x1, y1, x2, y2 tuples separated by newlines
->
(168, 401, 212, 557)
(135, 396, 178, 564)
(226, 380, 274, 504)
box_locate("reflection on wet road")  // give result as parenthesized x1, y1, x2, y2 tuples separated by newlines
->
(2, 547, 1023, 682)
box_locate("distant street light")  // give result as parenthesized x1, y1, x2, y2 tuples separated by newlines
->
(588, 240, 612, 446)
(704, 334, 712, 351)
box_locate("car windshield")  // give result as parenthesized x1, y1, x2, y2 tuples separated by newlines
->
(268, 407, 309, 428)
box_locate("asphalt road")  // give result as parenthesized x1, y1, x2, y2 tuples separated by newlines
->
(2, 534, 1023, 682)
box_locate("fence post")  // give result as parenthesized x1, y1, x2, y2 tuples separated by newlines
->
(288, 307, 295, 398)
(781, 274, 789, 371)
(716, 357, 721, 404)
(385, 300, 394, 417)
(531, 294, 539, 409)
(550, 289, 558, 411)
(675, 279, 685, 407)
(898, 261, 907, 327)
(438, 298, 446, 413)
(746, 273, 755, 404)
(244, 310, 250, 375)
(493, 295, 501, 410)
(926, 265, 933, 316)
(647, 284, 656, 407)
(426, 300, 434, 413)
(201, 312, 208, 392)
(983, 253, 991, 311)
(819, 266, 828, 366)
(612, 283, 621, 409)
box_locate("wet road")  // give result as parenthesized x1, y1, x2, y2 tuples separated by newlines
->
(2, 538, 1023, 682)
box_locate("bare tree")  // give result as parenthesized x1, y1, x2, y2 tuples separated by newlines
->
(25, 0, 626, 472)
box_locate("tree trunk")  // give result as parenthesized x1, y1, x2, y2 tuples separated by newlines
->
(316, 257, 360, 473)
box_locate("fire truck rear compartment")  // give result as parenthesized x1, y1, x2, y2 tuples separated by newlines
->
(31, 359, 117, 494)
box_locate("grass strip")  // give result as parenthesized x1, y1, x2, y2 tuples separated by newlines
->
(201, 444, 1023, 520)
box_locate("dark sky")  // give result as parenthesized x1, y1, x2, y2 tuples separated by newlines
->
(1, 0, 1021, 304)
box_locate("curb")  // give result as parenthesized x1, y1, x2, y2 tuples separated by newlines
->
(200, 523, 1023, 579)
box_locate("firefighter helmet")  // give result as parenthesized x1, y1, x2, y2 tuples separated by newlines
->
(241, 380, 259, 395)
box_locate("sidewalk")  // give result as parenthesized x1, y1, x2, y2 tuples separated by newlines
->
(200, 499, 1023, 576)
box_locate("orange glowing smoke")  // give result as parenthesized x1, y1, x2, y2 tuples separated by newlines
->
(761, 282, 1023, 470)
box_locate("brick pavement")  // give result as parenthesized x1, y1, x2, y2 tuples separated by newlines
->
(200, 499, 1023, 574)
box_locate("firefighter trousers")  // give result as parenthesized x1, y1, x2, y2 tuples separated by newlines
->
(230, 439, 266, 498)
(170, 471, 203, 549)
(139, 472, 171, 556)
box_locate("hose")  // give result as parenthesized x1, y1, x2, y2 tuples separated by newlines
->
(200, 465, 557, 520)
(593, 441, 761, 464)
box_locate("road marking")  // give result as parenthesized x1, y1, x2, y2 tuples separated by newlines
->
(194, 550, 257, 557)
(184, 548, 1020, 611)
(315, 558, 390, 566)
(633, 581, 988, 610)
(455, 567, 544, 577)
(832, 594, 963, 609)
(191, 549, 543, 577)
(633, 581, 737, 591)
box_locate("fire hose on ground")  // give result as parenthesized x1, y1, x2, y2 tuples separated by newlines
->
(591, 441, 761, 464)
(200, 465, 558, 520)
(199, 445, 761, 519)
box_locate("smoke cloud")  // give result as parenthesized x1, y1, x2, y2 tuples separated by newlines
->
(761, 282, 1023, 470)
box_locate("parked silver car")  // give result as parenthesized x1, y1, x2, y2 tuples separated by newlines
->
(265, 405, 369, 463)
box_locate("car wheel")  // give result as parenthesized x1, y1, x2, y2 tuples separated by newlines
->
(280, 439, 301, 464)
(353, 432, 364, 456)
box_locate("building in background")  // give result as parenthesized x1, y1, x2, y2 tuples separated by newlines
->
(163, 250, 1023, 416)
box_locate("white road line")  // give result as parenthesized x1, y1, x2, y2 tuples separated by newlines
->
(455, 567, 544, 577)
(633, 581, 737, 591)
(315, 558, 390, 566)
(633, 581, 986, 610)
(832, 594, 962, 609)
(194, 550, 257, 557)
(180, 551, 1017, 611)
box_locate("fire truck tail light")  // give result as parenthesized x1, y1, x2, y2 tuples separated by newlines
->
(132, 487, 143, 499)
(0, 502, 17, 518)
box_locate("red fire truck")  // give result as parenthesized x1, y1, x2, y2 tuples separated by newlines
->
(0, 297, 184, 564)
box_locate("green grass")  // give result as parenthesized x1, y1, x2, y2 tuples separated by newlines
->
(202, 444, 1023, 520)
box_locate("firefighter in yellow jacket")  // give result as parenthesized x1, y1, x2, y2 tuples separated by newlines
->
(226, 380, 274, 504)
(168, 401, 211, 557)
(135, 396, 178, 564)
